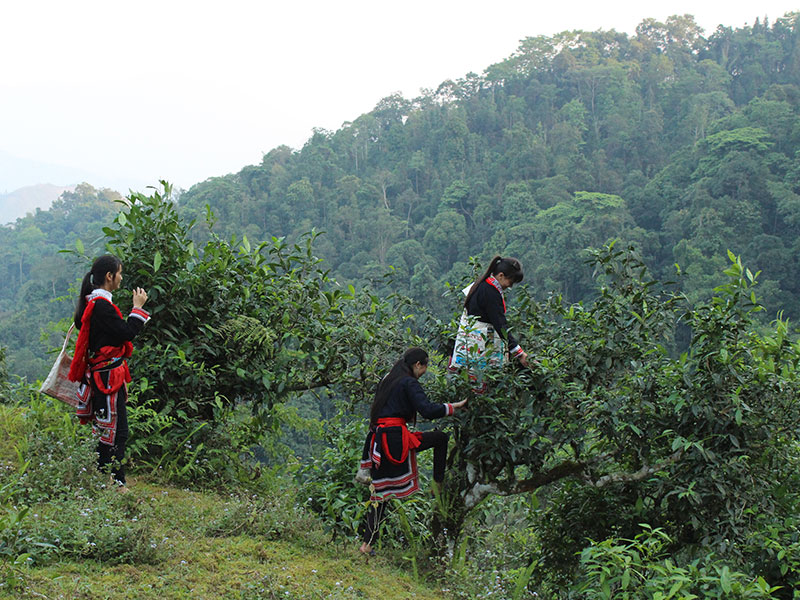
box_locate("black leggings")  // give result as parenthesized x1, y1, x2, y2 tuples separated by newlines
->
(415, 429, 448, 483)
(97, 390, 129, 485)
(361, 429, 448, 545)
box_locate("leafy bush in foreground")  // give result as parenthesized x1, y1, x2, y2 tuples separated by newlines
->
(577, 526, 779, 599)
(0, 393, 163, 567)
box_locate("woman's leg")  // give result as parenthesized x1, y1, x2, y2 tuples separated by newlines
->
(111, 390, 129, 485)
(416, 430, 449, 482)
(361, 501, 387, 551)
(97, 439, 114, 475)
(96, 389, 128, 486)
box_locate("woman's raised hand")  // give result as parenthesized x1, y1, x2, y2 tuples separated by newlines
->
(132, 287, 148, 309)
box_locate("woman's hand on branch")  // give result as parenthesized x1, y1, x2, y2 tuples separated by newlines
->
(132, 287, 148, 309)
(451, 398, 468, 410)
(518, 351, 539, 368)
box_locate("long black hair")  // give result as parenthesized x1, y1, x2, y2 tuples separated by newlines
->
(74, 255, 123, 329)
(463, 255, 524, 308)
(369, 347, 429, 427)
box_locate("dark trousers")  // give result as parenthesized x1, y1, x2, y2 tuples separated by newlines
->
(97, 389, 128, 485)
(416, 429, 448, 483)
(361, 429, 448, 545)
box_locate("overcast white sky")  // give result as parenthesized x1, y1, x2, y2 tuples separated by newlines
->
(1, 0, 798, 193)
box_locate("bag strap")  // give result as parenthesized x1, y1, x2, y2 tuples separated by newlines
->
(61, 324, 75, 354)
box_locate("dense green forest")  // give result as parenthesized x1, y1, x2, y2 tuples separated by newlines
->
(3, 13, 800, 380)
(178, 12, 800, 320)
(2, 13, 800, 598)
(0, 184, 121, 379)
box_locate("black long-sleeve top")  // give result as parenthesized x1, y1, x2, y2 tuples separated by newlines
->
(465, 279, 520, 352)
(376, 376, 452, 423)
(75, 294, 148, 353)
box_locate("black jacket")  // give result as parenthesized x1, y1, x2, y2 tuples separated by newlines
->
(376, 376, 447, 423)
(465, 280, 519, 351)
(76, 297, 147, 353)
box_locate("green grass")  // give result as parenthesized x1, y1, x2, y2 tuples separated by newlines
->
(0, 399, 457, 599)
(1, 480, 450, 600)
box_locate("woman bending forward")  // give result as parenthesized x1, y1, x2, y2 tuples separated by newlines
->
(358, 347, 466, 555)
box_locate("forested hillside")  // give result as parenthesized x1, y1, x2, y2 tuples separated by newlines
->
(0, 185, 121, 379)
(177, 13, 800, 319)
(2, 13, 800, 380)
(3, 13, 800, 599)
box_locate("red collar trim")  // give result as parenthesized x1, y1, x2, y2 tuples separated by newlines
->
(486, 276, 506, 312)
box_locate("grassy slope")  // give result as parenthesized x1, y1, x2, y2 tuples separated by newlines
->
(3, 480, 448, 600)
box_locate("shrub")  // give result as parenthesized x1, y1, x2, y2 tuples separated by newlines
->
(19, 492, 162, 565)
(745, 513, 800, 597)
(444, 493, 541, 600)
(576, 525, 780, 599)
(0, 392, 163, 567)
(127, 393, 266, 488)
(300, 414, 370, 541)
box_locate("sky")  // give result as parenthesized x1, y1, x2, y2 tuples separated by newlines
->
(1, 0, 798, 194)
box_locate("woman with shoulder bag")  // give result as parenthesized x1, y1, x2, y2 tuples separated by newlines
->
(68, 255, 150, 490)
(450, 256, 529, 390)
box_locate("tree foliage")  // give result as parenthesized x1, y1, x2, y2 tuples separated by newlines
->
(93, 183, 409, 470)
(170, 12, 800, 325)
(415, 245, 800, 587)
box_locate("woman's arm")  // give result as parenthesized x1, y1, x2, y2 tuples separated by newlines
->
(405, 378, 459, 418)
(93, 300, 149, 344)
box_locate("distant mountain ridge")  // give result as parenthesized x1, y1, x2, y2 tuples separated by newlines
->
(0, 149, 97, 193)
(0, 184, 72, 224)
(0, 149, 149, 205)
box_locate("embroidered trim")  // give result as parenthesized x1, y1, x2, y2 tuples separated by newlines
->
(486, 276, 506, 312)
(88, 289, 113, 302)
(369, 451, 420, 501)
(130, 307, 150, 323)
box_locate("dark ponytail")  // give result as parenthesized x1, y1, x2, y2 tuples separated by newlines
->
(464, 255, 524, 308)
(369, 347, 429, 427)
(74, 255, 123, 329)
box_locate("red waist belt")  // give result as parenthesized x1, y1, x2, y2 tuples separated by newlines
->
(88, 345, 132, 394)
(373, 417, 423, 465)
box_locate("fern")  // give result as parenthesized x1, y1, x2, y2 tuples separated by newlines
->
(216, 316, 276, 360)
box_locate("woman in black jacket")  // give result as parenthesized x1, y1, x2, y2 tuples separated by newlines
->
(69, 255, 149, 489)
(451, 256, 529, 379)
(357, 347, 467, 555)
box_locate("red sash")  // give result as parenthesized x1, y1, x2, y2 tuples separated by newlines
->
(69, 297, 133, 382)
(89, 345, 132, 394)
(374, 417, 423, 465)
